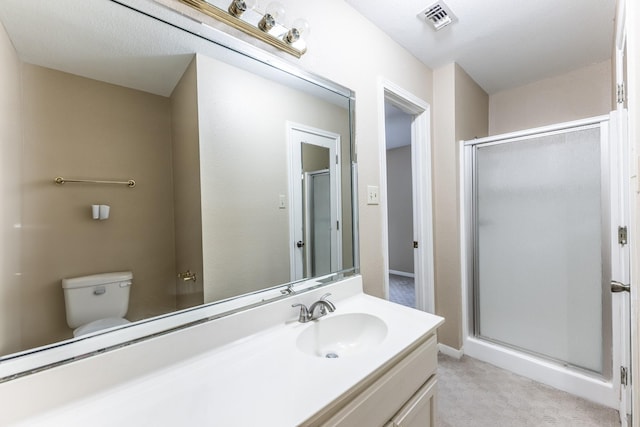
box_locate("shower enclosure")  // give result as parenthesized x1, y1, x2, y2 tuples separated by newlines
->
(462, 114, 630, 415)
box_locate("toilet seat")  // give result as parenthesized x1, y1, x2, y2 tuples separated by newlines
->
(73, 317, 130, 337)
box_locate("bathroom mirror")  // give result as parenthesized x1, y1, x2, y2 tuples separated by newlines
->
(0, 0, 356, 379)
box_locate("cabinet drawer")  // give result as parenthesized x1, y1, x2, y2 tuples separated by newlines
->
(390, 375, 437, 427)
(321, 334, 437, 427)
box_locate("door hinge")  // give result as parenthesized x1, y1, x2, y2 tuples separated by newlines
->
(621, 366, 629, 386)
(336, 154, 339, 164)
(336, 220, 340, 231)
(619, 226, 628, 246)
(413, 241, 419, 249)
(617, 83, 626, 104)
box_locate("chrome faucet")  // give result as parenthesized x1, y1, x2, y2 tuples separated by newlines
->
(292, 293, 336, 323)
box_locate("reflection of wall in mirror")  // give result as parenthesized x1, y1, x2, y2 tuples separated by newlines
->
(171, 58, 205, 310)
(0, 24, 353, 355)
(194, 54, 351, 302)
(302, 143, 330, 172)
(0, 21, 22, 356)
(0, 21, 184, 354)
(20, 63, 179, 349)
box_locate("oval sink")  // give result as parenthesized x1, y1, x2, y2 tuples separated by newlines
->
(296, 313, 388, 358)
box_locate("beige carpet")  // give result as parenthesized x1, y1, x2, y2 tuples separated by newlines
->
(436, 354, 621, 427)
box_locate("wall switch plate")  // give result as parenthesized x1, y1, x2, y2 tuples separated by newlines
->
(367, 185, 379, 205)
(279, 194, 286, 209)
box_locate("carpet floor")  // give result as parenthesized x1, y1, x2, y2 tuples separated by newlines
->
(389, 274, 415, 308)
(436, 354, 620, 427)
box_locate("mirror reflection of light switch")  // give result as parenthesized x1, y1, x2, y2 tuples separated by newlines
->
(279, 194, 286, 209)
(367, 185, 379, 205)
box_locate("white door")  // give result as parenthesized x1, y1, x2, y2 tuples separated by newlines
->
(287, 123, 342, 281)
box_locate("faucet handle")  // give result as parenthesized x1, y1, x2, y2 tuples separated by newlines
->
(319, 293, 336, 312)
(292, 303, 310, 323)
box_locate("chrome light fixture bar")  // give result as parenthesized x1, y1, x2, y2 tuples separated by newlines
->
(179, 0, 308, 57)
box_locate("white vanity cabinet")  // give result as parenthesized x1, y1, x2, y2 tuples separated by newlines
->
(385, 376, 437, 427)
(303, 333, 438, 427)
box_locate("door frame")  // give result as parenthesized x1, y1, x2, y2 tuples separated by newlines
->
(378, 78, 435, 313)
(287, 122, 342, 281)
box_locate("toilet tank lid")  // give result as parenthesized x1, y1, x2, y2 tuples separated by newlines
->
(62, 271, 133, 289)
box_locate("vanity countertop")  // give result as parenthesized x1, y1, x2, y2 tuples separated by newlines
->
(5, 276, 443, 426)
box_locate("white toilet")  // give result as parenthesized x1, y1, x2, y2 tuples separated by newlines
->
(62, 271, 133, 337)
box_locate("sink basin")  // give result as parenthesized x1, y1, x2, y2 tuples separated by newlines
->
(296, 313, 388, 358)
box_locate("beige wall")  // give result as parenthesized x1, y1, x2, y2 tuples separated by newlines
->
(0, 22, 23, 355)
(386, 145, 413, 274)
(489, 60, 612, 135)
(20, 64, 177, 349)
(195, 54, 350, 301)
(282, 0, 434, 298)
(433, 64, 488, 349)
(170, 57, 204, 310)
(434, 60, 612, 351)
(155, 0, 434, 300)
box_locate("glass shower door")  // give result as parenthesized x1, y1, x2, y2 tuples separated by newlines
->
(473, 124, 610, 376)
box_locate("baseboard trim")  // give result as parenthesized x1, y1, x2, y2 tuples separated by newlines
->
(438, 343, 464, 359)
(388, 270, 415, 278)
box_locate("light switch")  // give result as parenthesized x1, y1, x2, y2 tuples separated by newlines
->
(279, 194, 286, 209)
(367, 185, 379, 205)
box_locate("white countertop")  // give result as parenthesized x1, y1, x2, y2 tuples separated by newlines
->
(5, 276, 444, 426)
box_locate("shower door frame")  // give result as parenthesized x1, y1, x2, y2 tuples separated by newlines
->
(460, 114, 630, 411)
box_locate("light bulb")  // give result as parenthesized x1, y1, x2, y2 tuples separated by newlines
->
(228, 0, 256, 17)
(265, 2, 285, 21)
(285, 18, 310, 44)
(259, 2, 286, 32)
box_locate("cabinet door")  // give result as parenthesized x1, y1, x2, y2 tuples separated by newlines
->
(390, 376, 437, 427)
(319, 335, 437, 427)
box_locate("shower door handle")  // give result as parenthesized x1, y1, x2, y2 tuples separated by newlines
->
(611, 280, 630, 293)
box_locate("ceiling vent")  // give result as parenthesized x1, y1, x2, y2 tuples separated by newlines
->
(418, 1, 458, 31)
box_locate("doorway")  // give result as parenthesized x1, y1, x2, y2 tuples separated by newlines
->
(287, 122, 342, 281)
(379, 79, 435, 313)
(385, 102, 416, 308)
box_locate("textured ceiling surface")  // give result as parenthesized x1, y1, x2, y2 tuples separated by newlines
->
(345, 0, 616, 94)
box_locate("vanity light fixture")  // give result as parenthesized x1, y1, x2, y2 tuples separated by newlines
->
(179, 0, 309, 57)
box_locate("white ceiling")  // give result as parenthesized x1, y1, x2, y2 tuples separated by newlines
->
(345, 0, 616, 94)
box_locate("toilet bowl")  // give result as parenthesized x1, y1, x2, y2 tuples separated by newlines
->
(72, 317, 131, 337)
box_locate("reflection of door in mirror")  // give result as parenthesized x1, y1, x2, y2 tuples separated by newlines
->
(305, 170, 331, 277)
(288, 125, 342, 281)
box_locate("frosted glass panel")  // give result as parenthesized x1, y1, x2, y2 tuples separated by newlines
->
(475, 127, 604, 373)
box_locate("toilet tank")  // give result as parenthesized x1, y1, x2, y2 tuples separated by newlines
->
(62, 272, 133, 329)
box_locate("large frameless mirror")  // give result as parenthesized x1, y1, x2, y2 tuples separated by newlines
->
(0, 0, 356, 380)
